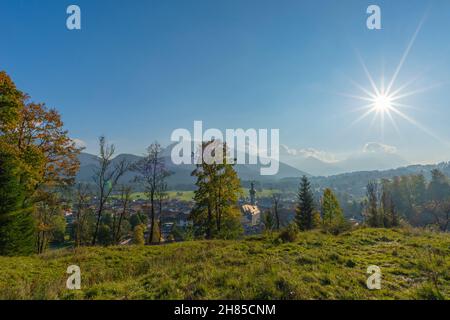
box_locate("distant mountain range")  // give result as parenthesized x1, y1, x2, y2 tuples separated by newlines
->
(77, 148, 308, 189)
(279, 144, 409, 176)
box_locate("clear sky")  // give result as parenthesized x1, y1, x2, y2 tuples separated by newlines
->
(1, 0, 450, 164)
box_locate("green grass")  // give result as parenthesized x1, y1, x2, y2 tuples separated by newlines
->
(127, 191, 194, 201)
(0, 228, 448, 300)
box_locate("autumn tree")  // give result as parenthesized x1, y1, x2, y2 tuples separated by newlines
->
(0, 71, 80, 255)
(263, 210, 275, 232)
(321, 188, 345, 233)
(190, 140, 242, 239)
(35, 193, 66, 254)
(424, 201, 450, 232)
(73, 183, 93, 247)
(92, 136, 129, 245)
(156, 179, 169, 243)
(365, 181, 380, 227)
(133, 224, 146, 245)
(312, 210, 322, 229)
(322, 189, 342, 224)
(380, 189, 398, 228)
(428, 169, 450, 202)
(133, 142, 171, 244)
(271, 193, 281, 230)
(112, 185, 133, 244)
(423, 170, 450, 231)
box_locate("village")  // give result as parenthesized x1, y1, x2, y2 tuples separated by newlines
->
(64, 183, 297, 245)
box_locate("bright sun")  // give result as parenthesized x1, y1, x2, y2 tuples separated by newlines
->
(373, 95, 392, 112)
(344, 17, 449, 146)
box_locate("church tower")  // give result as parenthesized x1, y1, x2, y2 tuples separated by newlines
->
(250, 182, 256, 205)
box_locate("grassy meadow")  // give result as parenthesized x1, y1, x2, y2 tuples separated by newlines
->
(127, 189, 284, 202)
(0, 228, 448, 300)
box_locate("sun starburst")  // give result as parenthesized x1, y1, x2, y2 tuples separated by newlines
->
(344, 16, 448, 146)
(373, 95, 392, 112)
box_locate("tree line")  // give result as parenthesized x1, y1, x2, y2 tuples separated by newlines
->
(364, 170, 450, 231)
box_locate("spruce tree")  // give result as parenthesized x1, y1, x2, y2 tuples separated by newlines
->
(0, 146, 35, 256)
(295, 175, 315, 231)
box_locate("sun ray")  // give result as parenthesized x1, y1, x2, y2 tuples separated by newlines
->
(357, 52, 381, 96)
(350, 103, 377, 113)
(338, 92, 375, 103)
(380, 61, 386, 95)
(368, 109, 380, 132)
(351, 106, 376, 126)
(390, 83, 443, 101)
(387, 73, 423, 98)
(349, 79, 377, 99)
(389, 107, 450, 146)
(385, 16, 426, 95)
(390, 102, 420, 111)
(385, 109, 401, 136)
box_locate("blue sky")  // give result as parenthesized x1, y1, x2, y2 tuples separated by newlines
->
(1, 0, 450, 164)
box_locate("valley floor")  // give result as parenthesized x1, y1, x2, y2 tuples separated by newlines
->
(0, 228, 448, 300)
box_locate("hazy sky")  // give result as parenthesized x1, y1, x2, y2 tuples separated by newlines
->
(1, 0, 450, 164)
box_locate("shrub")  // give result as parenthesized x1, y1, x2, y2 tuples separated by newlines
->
(345, 259, 356, 268)
(323, 219, 351, 236)
(278, 223, 299, 243)
(133, 224, 145, 245)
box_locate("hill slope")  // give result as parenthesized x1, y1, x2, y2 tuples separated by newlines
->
(0, 228, 448, 300)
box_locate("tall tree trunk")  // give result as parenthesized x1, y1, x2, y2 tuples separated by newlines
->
(158, 197, 162, 243)
(92, 202, 103, 246)
(206, 204, 212, 239)
(148, 192, 155, 244)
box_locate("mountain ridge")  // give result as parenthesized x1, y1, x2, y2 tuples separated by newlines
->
(76, 150, 450, 197)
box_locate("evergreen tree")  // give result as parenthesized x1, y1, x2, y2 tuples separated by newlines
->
(295, 175, 315, 231)
(0, 145, 35, 255)
(0, 72, 39, 255)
